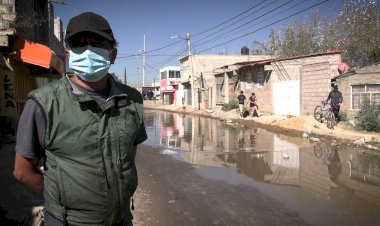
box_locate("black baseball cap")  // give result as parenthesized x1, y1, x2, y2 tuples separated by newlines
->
(65, 12, 115, 42)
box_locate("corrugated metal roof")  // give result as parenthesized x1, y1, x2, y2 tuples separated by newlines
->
(217, 50, 343, 71)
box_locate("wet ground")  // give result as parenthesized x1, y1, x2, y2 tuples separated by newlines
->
(134, 145, 308, 226)
(132, 109, 380, 226)
(1, 109, 380, 225)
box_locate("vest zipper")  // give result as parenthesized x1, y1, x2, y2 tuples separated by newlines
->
(116, 155, 120, 165)
(57, 165, 68, 224)
(105, 94, 128, 103)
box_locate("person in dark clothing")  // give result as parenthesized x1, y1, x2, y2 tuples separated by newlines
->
(147, 90, 154, 100)
(13, 12, 147, 226)
(325, 84, 343, 122)
(247, 92, 260, 117)
(237, 91, 246, 118)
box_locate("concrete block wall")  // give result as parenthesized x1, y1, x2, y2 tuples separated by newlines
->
(337, 73, 380, 119)
(13, 0, 49, 45)
(240, 67, 273, 114)
(239, 53, 341, 115)
(180, 54, 274, 109)
(0, 0, 15, 46)
(302, 62, 332, 114)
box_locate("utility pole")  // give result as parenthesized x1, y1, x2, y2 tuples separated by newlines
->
(136, 67, 140, 89)
(153, 78, 156, 104)
(171, 33, 195, 109)
(143, 34, 146, 87)
(186, 33, 195, 110)
(124, 66, 127, 85)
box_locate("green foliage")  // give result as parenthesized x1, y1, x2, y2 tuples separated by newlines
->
(222, 101, 239, 111)
(339, 111, 348, 122)
(356, 98, 380, 132)
(252, 0, 380, 67)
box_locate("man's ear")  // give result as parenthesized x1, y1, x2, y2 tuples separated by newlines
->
(110, 48, 117, 64)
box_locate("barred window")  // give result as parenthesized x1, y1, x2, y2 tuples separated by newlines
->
(257, 71, 264, 87)
(352, 84, 380, 109)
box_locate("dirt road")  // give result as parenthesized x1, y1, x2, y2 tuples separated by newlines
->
(132, 145, 308, 226)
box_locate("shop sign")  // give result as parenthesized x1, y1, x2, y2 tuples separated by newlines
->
(0, 68, 17, 116)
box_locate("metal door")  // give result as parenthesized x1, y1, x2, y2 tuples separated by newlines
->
(273, 80, 300, 116)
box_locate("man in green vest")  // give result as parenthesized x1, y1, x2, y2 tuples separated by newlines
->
(13, 12, 147, 226)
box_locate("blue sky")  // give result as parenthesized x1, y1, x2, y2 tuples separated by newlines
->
(53, 0, 342, 87)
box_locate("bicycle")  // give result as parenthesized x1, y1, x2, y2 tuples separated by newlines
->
(313, 101, 336, 129)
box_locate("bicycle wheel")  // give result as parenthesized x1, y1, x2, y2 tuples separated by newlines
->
(327, 112, 335, 129)
(314, 106, 323, 122)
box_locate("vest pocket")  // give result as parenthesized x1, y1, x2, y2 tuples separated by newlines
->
(55, 159, 109, 213)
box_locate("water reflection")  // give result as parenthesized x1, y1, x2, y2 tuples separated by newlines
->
(143, 110, 380, 225)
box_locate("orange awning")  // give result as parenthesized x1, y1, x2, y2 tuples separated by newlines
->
(11, 38, 65, 76)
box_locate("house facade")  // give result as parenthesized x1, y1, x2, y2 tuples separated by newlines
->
(179, 54, 273, 110)
(0, 0, 64, 134)
(159, 66, 180, 105)
(335, 63, 380, 119)
(215, 51, 342, 116)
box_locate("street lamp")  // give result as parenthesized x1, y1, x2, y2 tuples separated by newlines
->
(171, 33, 195, 109)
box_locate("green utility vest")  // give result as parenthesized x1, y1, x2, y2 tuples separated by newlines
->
(29, 76, 143, 225)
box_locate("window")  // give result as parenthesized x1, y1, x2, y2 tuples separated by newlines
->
(169, 70, 175, 78)
(352, 84, 380, 109)
(175, 71, 181, 78)
(161, 71, 167, 79)
(256, 71, 264, 88)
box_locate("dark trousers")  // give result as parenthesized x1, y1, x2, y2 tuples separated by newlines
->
(332, 105, 340, 121)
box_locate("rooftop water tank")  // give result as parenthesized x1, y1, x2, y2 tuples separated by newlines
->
(241, 46, 249, 55)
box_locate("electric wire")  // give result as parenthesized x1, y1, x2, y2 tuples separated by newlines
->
(120, 0, 329, 84)
(198, 0, 329, 53)
(193, 0, 295, 48)
(117, 0, 270, 59)
(192, 0, 269, 37)
(192, 0, 283, 46)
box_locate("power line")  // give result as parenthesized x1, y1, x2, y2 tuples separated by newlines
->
(198, 0, 329, 53)
(193, 0, 292, 47)
(117, 54, 184, 59)
(116, 0, 270, 59)
(192, 0, 270, 37)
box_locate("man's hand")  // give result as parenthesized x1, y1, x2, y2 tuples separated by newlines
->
(13, 153, 44, 194)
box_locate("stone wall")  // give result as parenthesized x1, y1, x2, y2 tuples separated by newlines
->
(0, 0, 15, 46)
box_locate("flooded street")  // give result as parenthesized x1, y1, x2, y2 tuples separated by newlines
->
(139, 109, 380, 226)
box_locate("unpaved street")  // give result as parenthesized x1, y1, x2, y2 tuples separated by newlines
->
(132, 145, 308, 226)
(1, 141, 306, 226)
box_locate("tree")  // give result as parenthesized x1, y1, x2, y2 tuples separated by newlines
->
(251, 29, 281, 56)
(252, 0, 380, 67)
(267, 28, 281, 56)
(335, 0, 380, 67)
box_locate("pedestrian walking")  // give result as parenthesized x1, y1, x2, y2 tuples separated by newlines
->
(247, 92, 260, 117)
(237, 91, 246, 119)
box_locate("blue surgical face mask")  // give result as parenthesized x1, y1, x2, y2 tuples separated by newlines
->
(69, 46, 111, 82)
